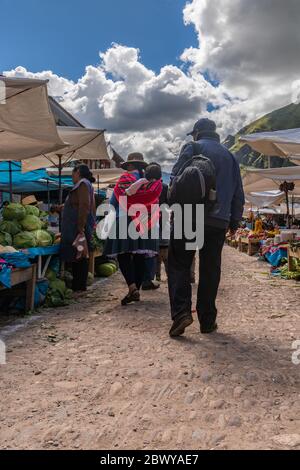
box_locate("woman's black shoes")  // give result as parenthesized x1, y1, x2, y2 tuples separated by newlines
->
(121, 290, 141, 306)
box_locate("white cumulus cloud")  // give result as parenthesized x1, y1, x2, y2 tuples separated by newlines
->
(4, 1, 300, 168)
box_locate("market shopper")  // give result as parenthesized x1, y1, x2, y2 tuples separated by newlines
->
(104, 154, 162, 306)
(60, 164, 96, 293)
(168, 118, 245, 337)
(155, 182, 170, 282)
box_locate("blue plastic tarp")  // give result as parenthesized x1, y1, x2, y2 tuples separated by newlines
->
(0, 162, 72, 194)
(264, 247, 288, 267)
(21, 245, 60, 259)
(0, 252, 32, 288)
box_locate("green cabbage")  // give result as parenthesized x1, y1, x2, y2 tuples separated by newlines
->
(0, 232, 13, 246)
(47, 231, 55, 243)
(50, 279, 67, 297)
(45, 268, 57, 282)
(3, 203, 26, 221)
(20, 215, 42, 231)
(0, 220, 21, 236)
(13, 231, 37, 249)
(45, 279, 72, 308)
(32, 229, 53, 247)
(24, 205, 40, 217)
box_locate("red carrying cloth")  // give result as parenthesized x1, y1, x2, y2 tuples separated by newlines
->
(114, 173, 162, 234)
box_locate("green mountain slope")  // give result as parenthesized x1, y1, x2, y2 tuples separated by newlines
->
(226, 102, 300, 168)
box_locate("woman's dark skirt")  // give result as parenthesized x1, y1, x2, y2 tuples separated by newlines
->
(103, 216, 159, 258)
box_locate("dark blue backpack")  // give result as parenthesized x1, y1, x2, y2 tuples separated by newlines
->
(168, 154, 217, 208)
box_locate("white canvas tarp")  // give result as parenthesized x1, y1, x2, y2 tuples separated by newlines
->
(46, 167, 124, 183)
(243, 166, 300, 193)
(239, 128, 300, 161)
(47, 167, 124, 190)
(245, 191, 285, 208)
(22, 127, 110, 172)
(281, 203, 300, 217)
(0, 77, 66, 160)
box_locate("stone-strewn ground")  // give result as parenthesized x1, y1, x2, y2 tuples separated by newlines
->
(0, 246, 299, 450)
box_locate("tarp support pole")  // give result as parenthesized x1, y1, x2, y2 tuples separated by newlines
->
(58, 156, 63, 232)
(285, 188, 291, 229)
(58, 155, 63, 206)
(9, 161, 13, 202)
(47, 179, 50, 211)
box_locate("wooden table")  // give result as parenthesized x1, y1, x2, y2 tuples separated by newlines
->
(238, 237, 261, 256)
(0, 264, 37, 313)
(226, 238, 238, 249)
(288, 246, 300, 271)
(88, 247, 104, 276)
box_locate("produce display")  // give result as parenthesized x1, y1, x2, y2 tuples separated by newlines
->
(0, 232, 13, 247)
(45, 268, 73, 307)
(13, 231, 37, 249)
(0, 220, 22, 236)
(20, 215, 43, 231)
(0, 203, 56, 250)
(3, 203, 26, 221)
(234, 227, 277, 241)
(0, 202, 119, 311)
(279, 259, 300, 280)
(24, 205, 40, 217)
(32, 230, 53, 247)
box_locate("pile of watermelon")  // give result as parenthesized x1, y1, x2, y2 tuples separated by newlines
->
(95, 260, 118, 278)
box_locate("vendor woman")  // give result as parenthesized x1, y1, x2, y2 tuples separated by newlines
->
(60, 164, 96, 293)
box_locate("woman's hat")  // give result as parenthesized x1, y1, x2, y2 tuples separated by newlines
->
(121, 152, 148, 170)
(22, 195, 39, 206)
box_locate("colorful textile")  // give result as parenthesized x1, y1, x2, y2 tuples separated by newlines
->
(264, 246, 288, 267)
(114, 172, 162, 234)
(0, 252, 31, 288)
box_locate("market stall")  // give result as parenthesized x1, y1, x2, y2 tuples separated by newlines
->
(239, 128, 300, 163)
(0, 77, 67, 202)
(288, 241, 300, 272)
(0, 264, 37, 313)
(22, 127, 110, 205)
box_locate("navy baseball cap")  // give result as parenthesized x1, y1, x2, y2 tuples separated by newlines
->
(187, 118, 217, 136)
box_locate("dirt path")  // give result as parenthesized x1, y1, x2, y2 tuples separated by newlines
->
(0, 246, 299, 450)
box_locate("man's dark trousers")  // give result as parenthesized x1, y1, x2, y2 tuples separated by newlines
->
(168, 225, 226, 329)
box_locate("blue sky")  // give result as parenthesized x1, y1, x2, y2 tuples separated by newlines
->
(1, 0, 197, 79)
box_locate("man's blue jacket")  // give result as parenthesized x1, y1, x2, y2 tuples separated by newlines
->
(172, 134, 245, 230)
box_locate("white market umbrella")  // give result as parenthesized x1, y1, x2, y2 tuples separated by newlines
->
(22, 127, 110, 204)
(243, 166, 300, 226)
(243, 166, 300, 193)
(245, 191, 285, 209)
(239, 128, 300, 161)
(47, 166, 124, 193)
(0, 77, 67, 200)
(46, 167, 123, 179)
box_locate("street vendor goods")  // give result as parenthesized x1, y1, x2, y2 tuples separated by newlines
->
(0, 232, 13, 247)
(0, 203, 57, 249)
(3, 203, 26, 221)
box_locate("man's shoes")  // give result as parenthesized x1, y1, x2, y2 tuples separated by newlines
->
(200, 323, 218, 334)
(142, 281, 160, 291)
(169, 314, 194, 338)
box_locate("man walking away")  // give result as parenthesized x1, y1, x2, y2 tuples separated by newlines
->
(168, 118, 245, 337)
